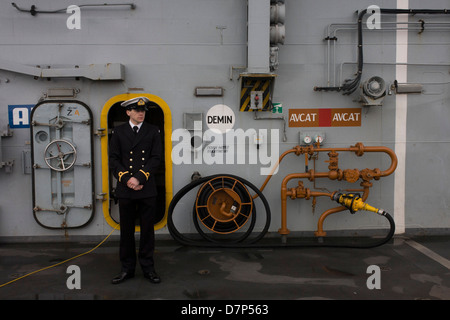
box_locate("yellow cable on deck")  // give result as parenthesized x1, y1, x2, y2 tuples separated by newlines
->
(0, 224, 119, 288)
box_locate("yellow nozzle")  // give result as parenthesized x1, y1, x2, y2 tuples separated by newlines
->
(333, 193, 385, 215)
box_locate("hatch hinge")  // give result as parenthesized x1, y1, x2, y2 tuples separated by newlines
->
(94, 128, 106, 137)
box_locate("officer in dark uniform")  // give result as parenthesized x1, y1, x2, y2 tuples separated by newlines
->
(109, 96, 162, 284)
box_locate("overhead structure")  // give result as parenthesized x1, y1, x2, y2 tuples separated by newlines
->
(240, 0, 285, 112)
(0, 59, 124, 81)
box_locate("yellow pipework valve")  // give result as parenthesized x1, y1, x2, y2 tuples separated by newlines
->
(331, 193, 387, 215)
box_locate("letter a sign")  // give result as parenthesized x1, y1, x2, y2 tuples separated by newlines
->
(8, 105, 34, 128)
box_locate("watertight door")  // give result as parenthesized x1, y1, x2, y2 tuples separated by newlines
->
(31, 100, 94, 229)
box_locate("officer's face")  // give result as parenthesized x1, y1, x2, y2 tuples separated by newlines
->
(127, 108, 146, 125)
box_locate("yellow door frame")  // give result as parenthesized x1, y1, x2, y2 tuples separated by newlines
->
(100, 93, 173, 231)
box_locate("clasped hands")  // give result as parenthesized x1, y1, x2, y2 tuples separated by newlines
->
(127, 177, 143, 191)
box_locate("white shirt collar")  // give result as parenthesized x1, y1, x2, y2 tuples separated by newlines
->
(129, 121, 143, 131)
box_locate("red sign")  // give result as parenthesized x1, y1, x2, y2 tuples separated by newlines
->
(289, 108, 362, 127)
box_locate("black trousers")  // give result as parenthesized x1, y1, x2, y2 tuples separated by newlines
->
(118, 197, 156, 274)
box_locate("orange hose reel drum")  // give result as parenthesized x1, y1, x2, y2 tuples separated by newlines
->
(195, 176, 253, 234)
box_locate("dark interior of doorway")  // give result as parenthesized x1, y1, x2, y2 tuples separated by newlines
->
(107, 101, 166, 226)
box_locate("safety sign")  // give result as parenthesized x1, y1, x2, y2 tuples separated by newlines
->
(8, 105, 34, 128)
(289, 108, 362, 127)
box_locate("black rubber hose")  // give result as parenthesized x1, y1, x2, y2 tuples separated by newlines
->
(371, 212, 396, 248)
(321, 211, 395, 249)
(167, 174, 271, 247)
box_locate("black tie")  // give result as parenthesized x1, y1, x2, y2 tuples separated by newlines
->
(133, 126, 138, 134)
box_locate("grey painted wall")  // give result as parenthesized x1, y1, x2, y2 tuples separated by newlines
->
(0, 0, 449, 240)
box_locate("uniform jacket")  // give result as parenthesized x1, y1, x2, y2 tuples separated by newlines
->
(109, 122, 162, 199)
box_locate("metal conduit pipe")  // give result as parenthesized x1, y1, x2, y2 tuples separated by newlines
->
(315, 8, 450, 94)
(278, 142, 397, 238)
(324, 21, 450, 87)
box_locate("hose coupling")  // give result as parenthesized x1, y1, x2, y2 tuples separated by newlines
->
(331, 192, 387, 215)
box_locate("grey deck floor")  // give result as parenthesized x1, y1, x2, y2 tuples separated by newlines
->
(1, 235, 449, 302)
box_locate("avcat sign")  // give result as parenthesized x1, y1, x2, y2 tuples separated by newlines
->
(289, 108, 362, 127)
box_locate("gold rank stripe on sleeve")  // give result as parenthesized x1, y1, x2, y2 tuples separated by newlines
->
(118, 171, 129, 182)
(139, 169, 150, 181)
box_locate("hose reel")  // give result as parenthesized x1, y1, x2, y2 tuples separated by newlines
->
(168, 174, 271, 246)
(195, 176, 253, 234)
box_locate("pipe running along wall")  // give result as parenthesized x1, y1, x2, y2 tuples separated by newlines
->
(258, 142, 397, 238)
(314, 8, 449, 94)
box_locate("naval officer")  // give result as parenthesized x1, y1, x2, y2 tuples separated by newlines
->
(109, 96, 162, 284)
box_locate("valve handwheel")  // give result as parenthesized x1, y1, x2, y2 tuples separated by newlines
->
(44, 139, 77, 171)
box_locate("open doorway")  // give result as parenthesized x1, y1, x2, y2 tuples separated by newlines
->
(101, 94, 172, 231)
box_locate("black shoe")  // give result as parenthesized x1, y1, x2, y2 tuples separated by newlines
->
(111, 271, 134, 284)
(144, 271, 161, 284)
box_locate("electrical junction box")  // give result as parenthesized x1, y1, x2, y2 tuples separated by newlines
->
(183, 113, 203, 131)
(239, 74, 276, 112)
(183, 113, 203, 153)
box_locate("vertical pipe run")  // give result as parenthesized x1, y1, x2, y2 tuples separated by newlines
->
(394, 0, 409, 235)
(247, 0, 270, 73)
